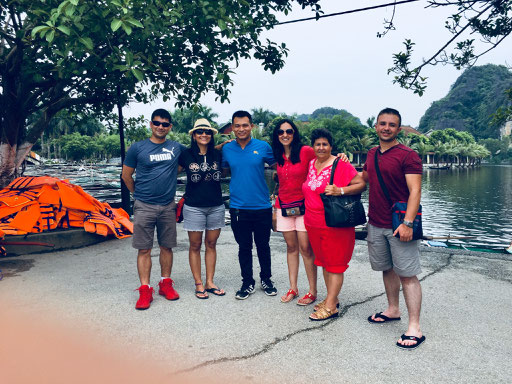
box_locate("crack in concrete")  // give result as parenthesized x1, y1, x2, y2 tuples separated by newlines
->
(173, 253, 453, 375)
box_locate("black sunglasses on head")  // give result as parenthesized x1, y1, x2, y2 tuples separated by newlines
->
(195, 129, 213, 135)
(152, 121, 171, 127)
(278, 129, 294, 136)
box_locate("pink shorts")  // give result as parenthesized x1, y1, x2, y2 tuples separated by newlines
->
(275, 209, 306, 232)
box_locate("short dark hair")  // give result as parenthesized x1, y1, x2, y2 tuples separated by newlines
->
(377, 107, 401, 127)
(232, 110, 252, 124)
(151, 108, 172, 122)
(271, 119, 304, 166)
(310, 128, 333, 147)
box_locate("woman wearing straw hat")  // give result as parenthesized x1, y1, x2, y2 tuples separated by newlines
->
(178, 118, 227, 299)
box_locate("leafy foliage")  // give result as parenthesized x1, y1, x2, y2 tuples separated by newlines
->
(387, 1, 512, 94)
(0, 0, 321, 186)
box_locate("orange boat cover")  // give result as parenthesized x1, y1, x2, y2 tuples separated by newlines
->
(0, 176, 133, 255)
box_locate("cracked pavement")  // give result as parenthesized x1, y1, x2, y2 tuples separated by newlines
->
(1, 227, 511, 383)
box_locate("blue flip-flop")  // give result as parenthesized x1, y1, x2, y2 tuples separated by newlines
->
(368, 312, 401, 323)
(396, 334, 426, 350)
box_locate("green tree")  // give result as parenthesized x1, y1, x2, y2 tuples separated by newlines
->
(171, 106, 219, 133)
(59, 132, 99, 161)
(251, 108, 277, 127)
(0, 0, 322, 187)
(387, 1, 512, 95)
(308, 114, 366, 154)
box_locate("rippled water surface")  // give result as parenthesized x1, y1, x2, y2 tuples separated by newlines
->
(25, 163, 511, 249)
(414, 165, 511, 249)
(355, 165, 511, 249)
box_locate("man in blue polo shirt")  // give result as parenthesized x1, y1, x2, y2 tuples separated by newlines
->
(222, 110, 277, 299)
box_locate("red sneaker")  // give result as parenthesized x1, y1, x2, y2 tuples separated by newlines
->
(135, 285, 154, 310)
(159, 278, 179, 300)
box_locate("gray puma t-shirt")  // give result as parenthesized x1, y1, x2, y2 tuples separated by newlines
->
(124, 139, 186, 205)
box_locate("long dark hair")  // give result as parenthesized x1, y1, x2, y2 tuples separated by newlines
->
(190, 132, 215, 156)
(271, 119, 304, 166)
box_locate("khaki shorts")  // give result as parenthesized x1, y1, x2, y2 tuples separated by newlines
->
(132, 200, 177, 250)
(367, 223, 421, 277)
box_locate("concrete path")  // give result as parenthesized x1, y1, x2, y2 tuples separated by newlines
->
(1, 226, 511, 383)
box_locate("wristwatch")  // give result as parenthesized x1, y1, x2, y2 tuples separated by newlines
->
(403, 220, 414, 228)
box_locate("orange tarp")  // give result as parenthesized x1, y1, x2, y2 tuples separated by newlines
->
(0, 176, 133, 255)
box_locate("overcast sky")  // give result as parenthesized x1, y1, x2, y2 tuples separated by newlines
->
(124, 0, 512, 128)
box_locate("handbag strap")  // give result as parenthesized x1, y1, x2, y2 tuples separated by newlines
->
(328, 158, 340, 185)
(374, 150, 393, 206)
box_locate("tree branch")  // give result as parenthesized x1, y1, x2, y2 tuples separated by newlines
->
(405, 2, 494, 87)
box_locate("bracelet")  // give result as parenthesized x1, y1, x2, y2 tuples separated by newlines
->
(340, 187, 345, 195)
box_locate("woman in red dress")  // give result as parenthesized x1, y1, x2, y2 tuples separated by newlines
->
(303, 128, 366, 321)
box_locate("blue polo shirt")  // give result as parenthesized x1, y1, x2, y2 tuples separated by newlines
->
(222, 138, 276, 209)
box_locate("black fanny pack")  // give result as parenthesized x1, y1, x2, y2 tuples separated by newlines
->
(279, 197, 305, 217)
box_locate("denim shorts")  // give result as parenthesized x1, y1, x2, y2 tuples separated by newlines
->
(183, 204, 225, 231)
(367, 223, 421, 277)
(132, 200, 177, 250)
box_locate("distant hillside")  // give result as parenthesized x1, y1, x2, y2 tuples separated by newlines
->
(418, 64, 512, 139)
(298, 107, 362, 124)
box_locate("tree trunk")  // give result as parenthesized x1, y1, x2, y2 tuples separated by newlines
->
(0, 141, 33, 188)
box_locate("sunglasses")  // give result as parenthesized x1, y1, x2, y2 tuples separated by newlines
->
(195, 129, 213, 135)
(278, 129, 294, 136)
(151, 121, 171, 127)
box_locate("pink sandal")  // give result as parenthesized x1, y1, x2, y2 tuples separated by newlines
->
(297, 292, 317, 306)
(280, 289, 298, 303)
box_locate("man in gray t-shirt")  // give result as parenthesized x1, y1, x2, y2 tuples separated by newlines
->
(122, 108, 185, 310)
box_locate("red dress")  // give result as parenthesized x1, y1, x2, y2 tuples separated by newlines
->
(302, 158, 358, 273)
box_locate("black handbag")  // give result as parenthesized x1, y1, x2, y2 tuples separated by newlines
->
(320, 158, 367, 228)
(374, 151, 423, 240)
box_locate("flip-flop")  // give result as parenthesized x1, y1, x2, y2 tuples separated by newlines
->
(367, 312, 401, 323)
(195, 290, 209, 299)
(205, 287, 226, 296)
(396, 334, 426, 350)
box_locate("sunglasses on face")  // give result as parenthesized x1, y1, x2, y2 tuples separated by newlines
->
(195, 129, 213, 135)
(151, 121, 171, 127)
(278, 129, 294, 136)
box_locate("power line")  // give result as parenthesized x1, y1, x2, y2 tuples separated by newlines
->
(277, 0, 422, 26)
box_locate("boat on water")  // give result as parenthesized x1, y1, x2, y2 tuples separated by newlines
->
(428, 165, 451, 170)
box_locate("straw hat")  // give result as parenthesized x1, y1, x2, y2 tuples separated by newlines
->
(188, 118, 218, 135)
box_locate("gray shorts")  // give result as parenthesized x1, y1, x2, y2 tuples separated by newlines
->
(132, 200, 177, 250)
(183, 204, 225, 231)
(367, 223, 421, 277)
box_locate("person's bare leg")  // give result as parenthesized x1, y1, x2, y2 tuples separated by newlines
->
(297, 231, 317, 297)
(187, 231, 207, 297)
(370, 268, 401, 321)
(159, 245, 173, 278)
(397, 275, 423, 346)
(204, 229, 223, 294)
(137, 249, 152, 285)
(310, 271, 342, 319)
(324, 272, 343, 311)
(281, 231, 299, 301)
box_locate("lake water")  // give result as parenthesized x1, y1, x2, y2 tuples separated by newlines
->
(24, 163, 511, 249)
(267, 164, 511, 249)
(415, 165, 511, 249)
